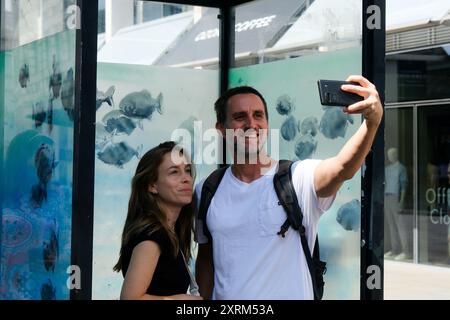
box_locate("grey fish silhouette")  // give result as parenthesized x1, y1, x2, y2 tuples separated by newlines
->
(32, 101, 46, 128)
(95, 123, 113, 151)
(49, 55, 62, 99)
(300, 116, 319, 137)
(281, 115, 299, 141)
(102, 110, 137, 136)
(19, 63, 30, 88)
(43, 220, 59, 272)
(319, 107, 354, 139)
(40, 279, 56, 300)
(294, 133, 317, 160)
(96, 86, 115, 111)
(97, 141, 142, 168)
(31, 144, 58, 208)
(47, 98, 54, 134)
(336, 199, 360, 231)
(119, 90, 163, 120)
(276, 94, 294, 115)
(61, 68, 75, 121)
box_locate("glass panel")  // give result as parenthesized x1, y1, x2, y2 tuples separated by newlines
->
(234, 0, 362, 67)
(93, 2, 219, 299)
(230, 47, 362, 299)
(418, 105, 450, 267)
(229, 0, 363, 301)
(384, 108, 414, 262)
(386, 45, 450, 103)
(0, 0, 77, 299)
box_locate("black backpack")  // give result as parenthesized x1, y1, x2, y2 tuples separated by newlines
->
(198, 160, 327, 300)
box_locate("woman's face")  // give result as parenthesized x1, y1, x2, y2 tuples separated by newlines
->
(149, 152, 193, 207)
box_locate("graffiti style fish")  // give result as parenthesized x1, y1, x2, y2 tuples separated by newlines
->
(102, 110, 138, 135)
(42, 220, 59, 272)
(276, 94, 294, 116)
(47, 98, 54, 134)
(281, 115, 299, 141)
(96, 86, 115, 111)
(119, 90, 163, 122)
(19, 63, 30, 88)
(97, 141, 142, 169)
(336, 199, 361, 231)
(40, 279, 56, 300)
(31, 144, 58, 208)
(61, 68, 75, 121)
(300, 116, 319, 137)
(294, 133, 317, 160)
(32, 101, 46, 128)
(319, 107, 354, 139)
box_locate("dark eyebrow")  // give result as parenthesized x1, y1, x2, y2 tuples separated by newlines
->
(232, 111, 247, 118)
(167, 164, 190, 170)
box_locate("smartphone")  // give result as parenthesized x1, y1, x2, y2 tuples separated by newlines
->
(317, 80, 364, 106)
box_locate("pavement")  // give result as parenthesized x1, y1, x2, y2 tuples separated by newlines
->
(384, 260, 450, 300)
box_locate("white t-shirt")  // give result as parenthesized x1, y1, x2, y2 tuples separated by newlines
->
(194, 159, 336, 300)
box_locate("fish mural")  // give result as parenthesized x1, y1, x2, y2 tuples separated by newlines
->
(95, 123, 114, 151)
(47, 98, 54, 134)
(19, 63, 30, 88)
(281, 115, 300, 141)
(96, 86, 115, 111)
(102, 110, 138, 135)
(49, 55, 62, 99)
(319, 107, 354, 139)
(336, 199, 360, 231)
(294, 133, 317, 160)
(300, 116, 319, 137)
(42, 219, 59, 272)
(61, 68, 75, 121)
(177, 116, 199, 160)
(97, 141, 142, 169)
(276, 94, 294, 115)
(40, 279, 56, 300)
(32, 101, 46, 128)
(31, 143, 58, 208)
(119, 90, 163, 122)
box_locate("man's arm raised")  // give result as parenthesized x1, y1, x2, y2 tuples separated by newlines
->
(314, 75, 383, 198)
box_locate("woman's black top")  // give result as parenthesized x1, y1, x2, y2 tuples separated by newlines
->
(121, 228, 189, 296)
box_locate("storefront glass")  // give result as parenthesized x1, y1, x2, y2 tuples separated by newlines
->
(418, 104, 450, 266)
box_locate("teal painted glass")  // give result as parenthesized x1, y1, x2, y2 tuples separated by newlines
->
(229, 47, 362, 299)
(0, 30, 76, 300)
(93, 63, 219, 299)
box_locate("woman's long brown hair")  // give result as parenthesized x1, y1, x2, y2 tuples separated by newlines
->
(113, 141, 195, 272)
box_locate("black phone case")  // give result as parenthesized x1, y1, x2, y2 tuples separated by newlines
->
(317, 80, 364, 106)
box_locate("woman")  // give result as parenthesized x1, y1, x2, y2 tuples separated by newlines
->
(113, 141, 202, 300)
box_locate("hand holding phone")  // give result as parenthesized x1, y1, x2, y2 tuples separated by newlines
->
(317, 80, 364, 107)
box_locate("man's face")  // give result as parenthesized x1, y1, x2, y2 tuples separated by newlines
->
(216, 93, 269, 160)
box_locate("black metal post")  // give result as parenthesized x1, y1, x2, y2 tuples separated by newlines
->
(219, 6, 235, 95)
(219, 5, 236, 165)
(361, 0, 386, 300)
(70, 0, 98, 300)
(0, 19, 5, 282)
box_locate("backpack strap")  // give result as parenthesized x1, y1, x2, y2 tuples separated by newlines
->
(273, 160, 324, 300)
(198, 165, 230, 242)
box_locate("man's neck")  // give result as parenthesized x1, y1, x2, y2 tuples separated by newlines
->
(231, 154, 276, 183)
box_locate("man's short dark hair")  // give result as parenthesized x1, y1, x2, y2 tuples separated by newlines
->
(214, 86, 269, 125)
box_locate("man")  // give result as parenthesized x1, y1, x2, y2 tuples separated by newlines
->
(195, 75, 383, 300)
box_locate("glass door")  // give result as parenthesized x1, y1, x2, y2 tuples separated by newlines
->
(418, 103, 450, 267)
